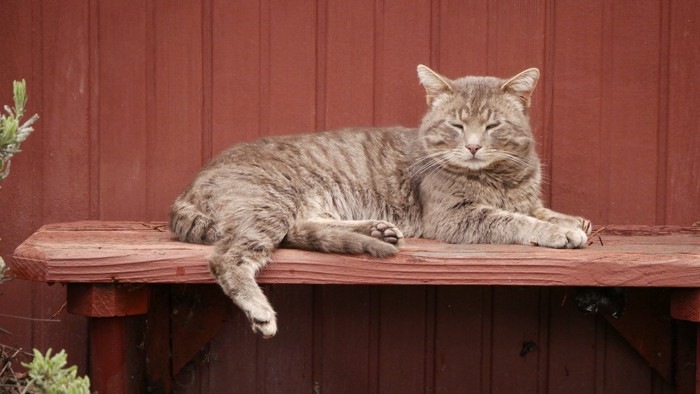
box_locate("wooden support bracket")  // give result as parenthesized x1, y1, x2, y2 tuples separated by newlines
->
(170, 285, 229, 375)
(603, 289, 673, 382)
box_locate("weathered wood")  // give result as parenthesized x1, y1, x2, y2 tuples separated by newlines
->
(11, 221, 700, 287)
(67, 283, 150, 317)
(32, 221, 694, 392)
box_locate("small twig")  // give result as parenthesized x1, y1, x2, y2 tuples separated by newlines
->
(0, 345, 31, 358)
(588, 226, 606, 238)
(142, 223, 167, 232)
(0, 351, 17, 380)
(0, 313, 60, 323)
(19, 377, 34, 394)
(50, 302, 67, 320)
(0, 361, 10, 379)
(10, 363, 19, 391)
(0, 345, 30, 388)
(587, 226, 606, 246)
(7, 349, 21, 391)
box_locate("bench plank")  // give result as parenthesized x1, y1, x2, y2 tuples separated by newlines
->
(10, 221, 700, 287)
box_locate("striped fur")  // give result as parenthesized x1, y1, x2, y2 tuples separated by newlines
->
(170, 66, 591, 337)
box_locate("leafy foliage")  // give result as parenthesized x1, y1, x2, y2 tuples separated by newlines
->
(0, 257, 8, 285)
(0, 82, 73, 393)
(0, 79, 38, 283)
(0, 79, 38, 182)
(20, 349, 90, 394)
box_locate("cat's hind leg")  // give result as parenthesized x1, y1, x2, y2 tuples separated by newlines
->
(209, 203, 292, 338)
(283, 218, 404, 257)
(210, 234, 280, 338)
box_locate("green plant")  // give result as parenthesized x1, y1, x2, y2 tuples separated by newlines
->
(20, 349, 90, 394)
(1, 79, 38, 182)
(0, 258, 8, 288)
(1, 81, 57, 393)
(0, 80, 38, 282)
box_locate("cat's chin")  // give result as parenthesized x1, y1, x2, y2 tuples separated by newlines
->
(462, 158, 491, 171)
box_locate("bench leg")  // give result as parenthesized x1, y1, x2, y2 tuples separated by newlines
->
(90, 316, 145, 393)
(67, 284, 151, 393)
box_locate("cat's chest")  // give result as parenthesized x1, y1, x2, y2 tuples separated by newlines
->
(421, 173, 538, 213)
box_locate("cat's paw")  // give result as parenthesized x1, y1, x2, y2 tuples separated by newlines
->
(245, 303, 277, 338)
(364, 240, 399, 258)
(534, 226, 588, 249)
(548, 215, 593, 236)
(369, 221, 404, 245)
(563, 228, 588, 248)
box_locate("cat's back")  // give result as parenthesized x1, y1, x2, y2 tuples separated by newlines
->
(180, 126, 420, 227)
(205, 126, 416, 176)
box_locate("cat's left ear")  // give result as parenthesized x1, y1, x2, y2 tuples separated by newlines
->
(417, 65, 454, 106)
(501, 68, 540, 110)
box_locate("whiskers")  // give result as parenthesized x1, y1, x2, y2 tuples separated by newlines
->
(409, 148, 538, 178)
(408, 151, 456, 177)
(487, 151, 537, 170)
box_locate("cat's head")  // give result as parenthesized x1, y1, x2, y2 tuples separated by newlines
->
(416, 65, 539, 172)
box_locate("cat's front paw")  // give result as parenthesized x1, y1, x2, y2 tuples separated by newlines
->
(548, 215, 593, 236)
(534, 226, 588, 249)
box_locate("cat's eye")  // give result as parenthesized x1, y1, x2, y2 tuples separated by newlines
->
(485, 122, 501, 131)
(448, 122, 464, 130)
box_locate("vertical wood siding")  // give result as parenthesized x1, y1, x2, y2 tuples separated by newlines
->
(1, 0, 698, 391)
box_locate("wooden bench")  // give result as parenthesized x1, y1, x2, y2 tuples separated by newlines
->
(10, 221, 700, 393)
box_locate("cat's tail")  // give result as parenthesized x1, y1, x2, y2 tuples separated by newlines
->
(169, 199, 220, 244)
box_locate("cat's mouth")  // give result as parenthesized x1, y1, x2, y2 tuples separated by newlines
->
(439, 150, 492, 171)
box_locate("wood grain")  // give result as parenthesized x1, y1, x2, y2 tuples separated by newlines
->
(11, 221, 700, 287)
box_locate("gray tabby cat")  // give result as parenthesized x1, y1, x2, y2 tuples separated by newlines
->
(170, 65, 592, 338)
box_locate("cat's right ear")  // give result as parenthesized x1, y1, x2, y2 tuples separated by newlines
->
(417, 65, 454, 106)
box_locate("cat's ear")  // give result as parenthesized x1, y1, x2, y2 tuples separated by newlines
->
(501, 68, 540, 110)
(417, 65, 454, 106)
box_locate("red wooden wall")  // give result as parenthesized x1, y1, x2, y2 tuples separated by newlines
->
(1, 0, 698, 392)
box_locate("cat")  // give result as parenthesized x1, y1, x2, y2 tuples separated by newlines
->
(169, 65, 592, 338)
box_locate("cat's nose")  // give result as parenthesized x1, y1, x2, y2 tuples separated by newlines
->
(466, 144, 482, 155)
